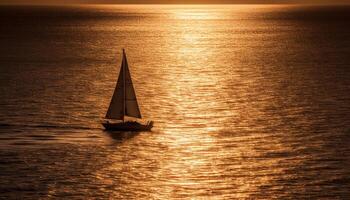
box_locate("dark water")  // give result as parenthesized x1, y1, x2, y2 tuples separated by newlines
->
(0, 5, 349, 199)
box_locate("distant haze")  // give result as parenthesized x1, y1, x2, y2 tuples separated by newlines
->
(1, 0, 350, 5)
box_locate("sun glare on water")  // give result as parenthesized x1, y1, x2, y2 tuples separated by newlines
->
(171, 5, 224, 20)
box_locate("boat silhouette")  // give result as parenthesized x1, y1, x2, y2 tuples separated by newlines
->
(102, 49, 153, 131)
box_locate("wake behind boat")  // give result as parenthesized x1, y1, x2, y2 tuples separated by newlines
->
(102, 49, 153, 131)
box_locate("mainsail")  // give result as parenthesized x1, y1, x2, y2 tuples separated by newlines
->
(105, 49, 142, 120)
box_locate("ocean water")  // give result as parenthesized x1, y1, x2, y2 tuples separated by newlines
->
(0, 4, 349, 199)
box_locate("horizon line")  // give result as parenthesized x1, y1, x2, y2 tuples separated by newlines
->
(1, 2, 350, 6)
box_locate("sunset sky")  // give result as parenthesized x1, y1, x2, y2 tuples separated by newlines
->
(1, 0, 349, 4)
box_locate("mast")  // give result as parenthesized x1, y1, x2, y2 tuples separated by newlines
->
(122, 49, 126, 122)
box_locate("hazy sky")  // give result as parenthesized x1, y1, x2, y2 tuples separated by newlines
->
(1, 0, 349, 4)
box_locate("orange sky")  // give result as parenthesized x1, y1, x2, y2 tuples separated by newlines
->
(1, 0, 349, 4)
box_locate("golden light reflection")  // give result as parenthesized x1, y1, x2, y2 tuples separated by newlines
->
(173, 9, 219, 20)
(142, 7, 234, 198)
(168, 5, 228, 20)
(96, 5, 288, 199)
(162, 7, 229, 134)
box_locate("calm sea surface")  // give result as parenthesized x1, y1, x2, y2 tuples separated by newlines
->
(0, 4, 349, 199)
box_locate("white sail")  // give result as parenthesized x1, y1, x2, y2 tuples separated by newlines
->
(105, 49, 141, 120)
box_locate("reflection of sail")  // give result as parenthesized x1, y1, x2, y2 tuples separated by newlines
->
(105, 49, 141, 121)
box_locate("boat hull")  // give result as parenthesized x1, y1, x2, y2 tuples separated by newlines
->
(102, 121, 153, 131)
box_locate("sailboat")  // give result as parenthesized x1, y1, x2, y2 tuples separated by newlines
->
(102, 49, 153, 131)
